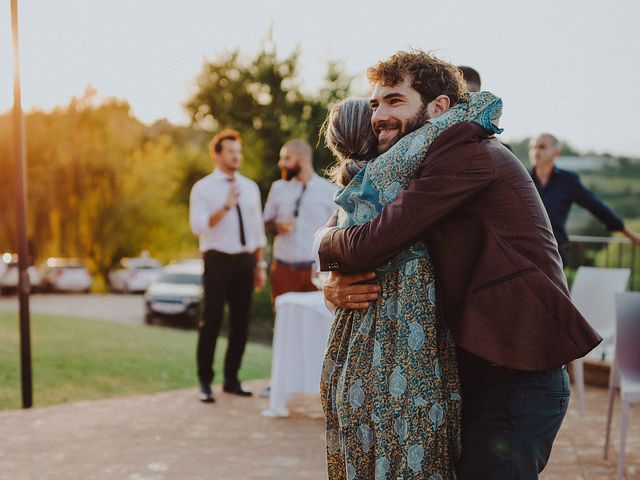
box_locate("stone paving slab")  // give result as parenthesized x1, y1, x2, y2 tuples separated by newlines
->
(0, 379, 325, 480)
(0, 379, 638, 479)
(542, 383, 639, 480)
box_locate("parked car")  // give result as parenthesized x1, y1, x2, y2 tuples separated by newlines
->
(39, 258, 92, 293)
(144, 260, 203, 325)
(0, 253, 8, 278)
(0, 253, 41, 294)
(108, 255, 162, 293)
(0, 253, 14, 295)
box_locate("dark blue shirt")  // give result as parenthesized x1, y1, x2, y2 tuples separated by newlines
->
(530, 166, 624, 248)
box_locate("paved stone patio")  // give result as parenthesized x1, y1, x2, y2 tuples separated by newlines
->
(542, 382, 639, 480)
(0, 379, 638, 479)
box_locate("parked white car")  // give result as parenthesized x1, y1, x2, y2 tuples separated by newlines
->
(0, 254, 8, 278)
(39, 258, 92, 293)
(144, 260, 203, 325)
(109, 255, 162, 293)
(0, 253, 41, 294)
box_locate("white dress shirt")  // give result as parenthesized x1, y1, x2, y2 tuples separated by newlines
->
(312, 225, 339, 271)
(264, 175, 338, 263)
(190, 169, 267, 254)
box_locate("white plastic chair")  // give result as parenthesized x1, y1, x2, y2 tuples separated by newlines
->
(570, 267, 630, 416)
(604, 292, 640, 479)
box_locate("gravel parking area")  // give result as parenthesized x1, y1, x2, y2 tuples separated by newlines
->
(0, 293, 146, 326)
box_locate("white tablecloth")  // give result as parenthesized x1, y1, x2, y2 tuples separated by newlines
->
(262, 291, 333, 417)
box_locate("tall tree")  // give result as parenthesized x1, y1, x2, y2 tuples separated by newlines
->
(185, 42, 354, 194)
(0, 114, 18, 252)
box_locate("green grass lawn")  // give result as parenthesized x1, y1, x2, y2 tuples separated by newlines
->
(0, 311, 272, 411)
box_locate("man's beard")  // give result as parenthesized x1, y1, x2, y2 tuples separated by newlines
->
(375, 105, 430, 154)
(281, 166, 301, 181)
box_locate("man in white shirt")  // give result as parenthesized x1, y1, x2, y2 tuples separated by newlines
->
(189, 129, 267, 402)
(264, 139, 337, 302)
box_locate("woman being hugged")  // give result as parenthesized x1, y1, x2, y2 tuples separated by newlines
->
(321, 90, 503, 479)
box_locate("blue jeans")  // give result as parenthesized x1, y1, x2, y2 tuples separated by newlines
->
(457, 349, 570, 479)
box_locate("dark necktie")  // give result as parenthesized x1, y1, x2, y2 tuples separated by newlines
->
(236, 204, 246, 246)
(227, 178, 246, 246)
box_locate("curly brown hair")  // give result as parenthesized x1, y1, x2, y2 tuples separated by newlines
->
(367, 49, 467, 107)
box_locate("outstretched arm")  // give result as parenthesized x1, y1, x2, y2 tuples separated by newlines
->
(573, 176, 624, 232)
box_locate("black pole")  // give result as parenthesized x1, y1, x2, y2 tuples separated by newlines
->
(11, 0, 33, 409)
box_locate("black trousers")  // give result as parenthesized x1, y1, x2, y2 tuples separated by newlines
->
(196, 250, 255, 386)
(457, 348, 570, 479)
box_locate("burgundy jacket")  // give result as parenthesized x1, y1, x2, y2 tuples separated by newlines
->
(319, 122, 601, 371)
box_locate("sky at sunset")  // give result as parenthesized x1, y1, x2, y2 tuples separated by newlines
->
(1, 0, 639, 156)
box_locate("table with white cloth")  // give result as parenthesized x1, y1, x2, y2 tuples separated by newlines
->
(261, 291, 333, 417)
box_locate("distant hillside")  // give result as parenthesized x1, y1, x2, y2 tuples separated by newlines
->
(505, 137, 640, 174)
(555, 155, 640, 172)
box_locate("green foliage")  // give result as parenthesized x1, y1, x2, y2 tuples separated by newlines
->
(0, 114, 17, 249)
(571, 172, 640, 236)
(601, 156, 640, 177)
(249, 278, 275, 341)
(185, 42, 354, 195)
(564, 233, 640, 292)
(507, 138, 530, 164)
(2, 91, 145, 269)
(0, 90, 205, 281)
(0, 41, 355, 282)
(0, 311, 272, 410)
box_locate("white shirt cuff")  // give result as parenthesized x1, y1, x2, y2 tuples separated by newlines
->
(312, 226, 339, 271)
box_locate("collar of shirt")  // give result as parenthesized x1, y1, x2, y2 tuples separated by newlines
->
(190, 168, 266, 254)
(289, 174, 315, 189)
(531, 166, 560, 189)
(268, 175, 338, 263)
(212, 168, 238, 181)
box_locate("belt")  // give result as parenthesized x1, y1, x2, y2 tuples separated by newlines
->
(275, 259, 315, 270)
(487, 363, 567, 375)
(204, 249, 252, 258)
(458, 349, 566, 375)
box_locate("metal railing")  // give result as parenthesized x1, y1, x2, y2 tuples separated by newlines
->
(565, 235, 639, 290)
(565, 235, 639, 362)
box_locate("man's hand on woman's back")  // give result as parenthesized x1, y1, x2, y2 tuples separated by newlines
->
(322, 271, 380, 311)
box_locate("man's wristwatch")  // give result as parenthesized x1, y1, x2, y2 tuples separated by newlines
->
(256, 260, 268, 270)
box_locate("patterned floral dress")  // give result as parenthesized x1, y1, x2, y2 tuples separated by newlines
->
(321, 92, 504, 480)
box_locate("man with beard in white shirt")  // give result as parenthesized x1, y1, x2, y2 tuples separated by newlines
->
(260, 139, 337, 398)
(264, 139, 338, 301)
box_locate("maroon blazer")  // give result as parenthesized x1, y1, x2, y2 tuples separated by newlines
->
(319, 122, 601, 371)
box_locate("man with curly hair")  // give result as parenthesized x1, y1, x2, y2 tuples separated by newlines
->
(316, 50, 600, 479)
(366, 50, 467, 154)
